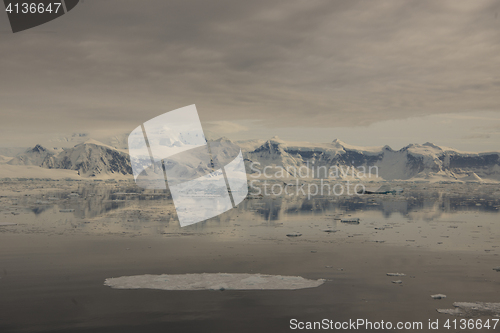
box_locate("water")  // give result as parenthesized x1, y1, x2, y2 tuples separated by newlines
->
(0, 180, 499, 332)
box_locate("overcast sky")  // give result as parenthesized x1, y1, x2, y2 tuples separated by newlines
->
(0, 0, 499, 151)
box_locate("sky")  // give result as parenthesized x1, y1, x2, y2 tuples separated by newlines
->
(0, 0, 499, 151)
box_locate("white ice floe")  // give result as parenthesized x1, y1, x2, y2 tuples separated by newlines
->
(386, 273, 405, 276)
(286, 232, 302, 237)
(437, 302, 500, 317)
(104, 273, 325, 291)
(431, 294, 446, 299)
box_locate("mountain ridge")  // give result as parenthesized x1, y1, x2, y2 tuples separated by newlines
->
(2, 137, 499, 182)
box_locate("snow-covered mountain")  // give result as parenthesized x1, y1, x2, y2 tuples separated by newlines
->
(7, 145, 55, 166)
(9, 140, 131, 177)
(4, 137, 500, 182)
(42, 140, 132, 177)
(243, 137, 500, 182)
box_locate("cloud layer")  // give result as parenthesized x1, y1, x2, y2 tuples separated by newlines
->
(0, 0, 499, 146)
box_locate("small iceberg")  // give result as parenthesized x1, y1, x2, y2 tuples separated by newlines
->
(104, 273, 325, 291)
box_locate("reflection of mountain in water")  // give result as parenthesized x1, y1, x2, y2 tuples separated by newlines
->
(25, 184, 500, 225)
(30, 184, 172, 219)
(237, 189, 500, 221)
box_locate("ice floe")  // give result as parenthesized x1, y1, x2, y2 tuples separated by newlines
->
(104, 273, 325, 291)
(437, 302, 500, 317)
(341, 218, 360, 224)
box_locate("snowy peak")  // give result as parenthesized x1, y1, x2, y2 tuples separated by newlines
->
(44, 140, 132, 177)
(78, 139, 108, 146)
(253, 139, 287, 156)
(423, 142, 441, 149)
(7, 144, 54, 166)
(331, 138, 346, 146)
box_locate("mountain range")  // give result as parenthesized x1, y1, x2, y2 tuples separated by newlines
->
(1, 137, 499, 182)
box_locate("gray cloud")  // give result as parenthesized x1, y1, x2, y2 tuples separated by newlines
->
(1, 0, 500, 146)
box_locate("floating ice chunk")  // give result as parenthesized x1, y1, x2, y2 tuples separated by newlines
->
(392, 280, 403, 284)
(387, 273, 406, 276)
(104, 273, 325, 291)
(493, 267, 500, 272)
(323, 229, 337, 233)
(59, 209, 75, 212)
(431, 294, 447, 299)
(341, 218, 360, 224)
(286, 232, 302, 237)
(437, 302, 500, 317)
(35, 200, 50, 204)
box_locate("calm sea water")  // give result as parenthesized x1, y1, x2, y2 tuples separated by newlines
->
(0, 181, 499, 332)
